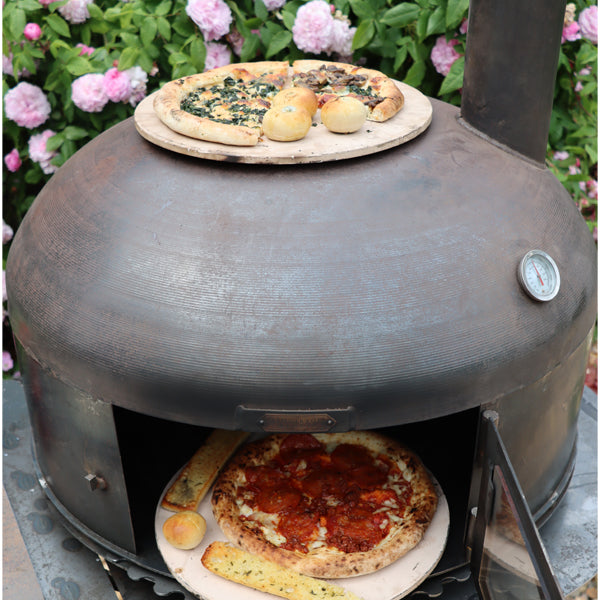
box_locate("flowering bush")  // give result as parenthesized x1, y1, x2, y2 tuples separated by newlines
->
(2, 0, 598, 377)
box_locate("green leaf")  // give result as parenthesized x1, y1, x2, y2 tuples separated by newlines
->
(352, 19, 375, 50)
(157, 17, 171, 40)
(155, 0, 172, 16)
(403, 59, 426, 87)
(45, 13, 71, 37)
(240, 34, 261, 62)
(141, 17, 158, 46)
(45, 133, 64, 152)
(118, 46, 140, 71)
(439, 55, 464, 95)
(266, 30, 292, 58)
(349, 0, 376, 20)
(189, 37, 207, 71)
(9, 8, 27, 39)
(63, 126, 89, 140)
(426, 5, 446, 36)
(87, 3, 103, 19)
(66, 56, 92, 75)
(254, 0, 268, 21)
(393, 45, 408, 72)
(380, 3, 420, 28)
(446, 0, 469, 29)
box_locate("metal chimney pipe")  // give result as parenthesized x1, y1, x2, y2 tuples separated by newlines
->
(460, 0, 566, 163)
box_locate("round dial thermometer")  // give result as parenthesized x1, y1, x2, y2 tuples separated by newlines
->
(518, 250, 560, 301)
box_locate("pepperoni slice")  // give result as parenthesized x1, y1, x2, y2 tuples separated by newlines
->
(279, 433, 323, 452)
(330, 443, 374, 470)
(326, 505, 389, 552)
(278, 509, 320, 552)
(244, 465, 286, 488)
(255, 485, 302, 513)
(301, 468, 347, 500)
(348, 464, 388, 489)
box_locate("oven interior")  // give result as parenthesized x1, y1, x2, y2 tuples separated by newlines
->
(113, 404, 480, 578)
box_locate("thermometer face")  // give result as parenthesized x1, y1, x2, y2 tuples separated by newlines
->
(518, 250, 560, 301)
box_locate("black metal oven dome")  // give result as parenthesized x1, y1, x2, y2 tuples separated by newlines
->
(6, 97, 596, 430)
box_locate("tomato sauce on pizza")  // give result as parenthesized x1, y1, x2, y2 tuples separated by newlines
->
(211, 431, 438, 579)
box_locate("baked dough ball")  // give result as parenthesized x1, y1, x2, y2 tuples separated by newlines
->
(321, 96, 367, 133)
(262, 105, 312, 142)
(272, 87, 318, 117)
(162, 511, 207, 550)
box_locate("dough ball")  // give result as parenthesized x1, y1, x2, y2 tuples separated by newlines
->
(321, 96, 367, 134)
(272, 87, 318, 117)
(262, 105, 312, 142)
(162, 511, 207, 550)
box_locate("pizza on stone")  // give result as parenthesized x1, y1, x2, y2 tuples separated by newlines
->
(210, 431, 438, 579)
(153, 60, 404, 147)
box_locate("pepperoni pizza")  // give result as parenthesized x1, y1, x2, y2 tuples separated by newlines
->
(210, 431, 438, 579)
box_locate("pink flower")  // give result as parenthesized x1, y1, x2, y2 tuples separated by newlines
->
(39, 0, 58, 6)
(431, 36, 461, 76)
(2, 52, 31, 79)
(579, 6, 598, 44)
(24, 23, 42, 41)
(562, 21, 581, 42)
(4, 82, 51, 128)
(292, 0, 334, 54)
(329, 16, 355, 57)
(4, 149, 22, 172)
(186, 0, 232, 42)
(263, 0, 286, 9)
(76, 43, 95, 56)
(28, 129, 58, 175)
(459, 18, 469, 34)
(553, 150, 570, 161)
(103, 67, 132, 102)
(3, 221, 14, 244)
(124, 66, 148, 106)
(3, 351, 13, 372)
(58, 0, 93, 24)
(204, 42, 231, 71)
(72, 73, 109, 112)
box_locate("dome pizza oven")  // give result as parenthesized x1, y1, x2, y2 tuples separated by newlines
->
(5, 0, 597, 598)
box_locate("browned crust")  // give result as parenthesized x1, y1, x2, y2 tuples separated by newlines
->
(211, 431, 438, 579)
(291, 60, 404, 123)
(153, 61, 289, 146)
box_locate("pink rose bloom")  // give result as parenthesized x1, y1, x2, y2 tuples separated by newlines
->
(4, 149, 22, 172)
(24, 23, 42, 41)
(186, 0, 232, 42)
(3, 351, 14, 372)
(431, 36, 461, 76)
(72, 73, 109, 112)
(263, 0, 286, 9)
(58, 0, 93, 24)
(562, 21, 581, 42)
(553, 150, 570, 161)
(39, 0, 58, 6)
(328, 17, 355, 56)
(124, 66, 148, 106)
(579, 6, 598, 43)
(28, 129, 58, 175)
(4, 82, 51, 128)
(459, 18, 469, 34)
(3, 221, 14, 244)
(293, 0, 334, 54)
(103, 67, 132, 102)
(76, 43, 95, 56)
(204, 42, 231, 71)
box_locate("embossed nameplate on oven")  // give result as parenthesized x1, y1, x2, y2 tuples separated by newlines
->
(234, 406, 356, 433)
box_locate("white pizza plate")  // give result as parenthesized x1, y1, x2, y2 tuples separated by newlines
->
(155, 469, 449, 600)
(134, 81, 432, 165)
